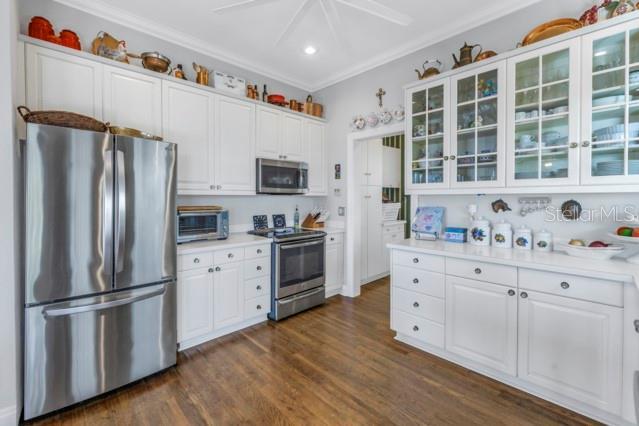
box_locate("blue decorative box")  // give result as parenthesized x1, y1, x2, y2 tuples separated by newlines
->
(444, 227, 468, 243)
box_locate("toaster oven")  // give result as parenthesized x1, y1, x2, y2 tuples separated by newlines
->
(177, 209, 229, 244)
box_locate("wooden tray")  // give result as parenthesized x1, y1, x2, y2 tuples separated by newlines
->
(521, 18, 583, 46)
(177, 205, 223, 212)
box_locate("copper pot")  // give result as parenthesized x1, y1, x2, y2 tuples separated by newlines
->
(303, 95, 323, 118)
(193, 62, 213, 86)
(289, 99, 300, 110)
(475, 50, 497, 62)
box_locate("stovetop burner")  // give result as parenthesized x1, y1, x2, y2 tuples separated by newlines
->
(248, 227, 326, 242)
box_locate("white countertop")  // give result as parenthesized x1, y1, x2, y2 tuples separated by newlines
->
(388, 239, 638, 286)
(178, 233, 271, 255)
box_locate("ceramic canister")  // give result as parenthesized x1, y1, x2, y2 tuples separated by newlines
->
(514, 225, 533, 250)
(493, 220, 513, 249)
(535, 229, 553, 252)
(470, 217, 491, 246)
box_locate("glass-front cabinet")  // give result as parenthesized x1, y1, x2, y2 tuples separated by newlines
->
(406, 79, 449, 189)
(582, 21, 639, 184)
(450, 61, 506, 188)
(507, 39, 580, 186)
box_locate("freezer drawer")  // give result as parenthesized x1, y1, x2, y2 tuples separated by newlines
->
(24, 281, 177, 420)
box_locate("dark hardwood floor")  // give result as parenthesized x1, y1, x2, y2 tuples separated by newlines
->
(29, 278, 598, 425)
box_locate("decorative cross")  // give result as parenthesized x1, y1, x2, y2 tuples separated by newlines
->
(376, 88, 386, 108)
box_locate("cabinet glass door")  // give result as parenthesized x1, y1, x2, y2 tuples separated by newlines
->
(508, 39, 579, 186)
(451, 62, 505, 188)
(582, 23, 639, 184)
(407, 80, 449, 189)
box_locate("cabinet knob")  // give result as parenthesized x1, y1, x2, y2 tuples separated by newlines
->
(474, 267, 482, 274)
(215, 266, 221, 272)
(508, 289, 516, 296)
(582, 141, 591, 148)
(569, 142, 578, 149)
(257, 249, 262, 254)
(634, 320, 639, 333)
(444, 155, 449, 161)
(412, 325, 419, 332)
(218, 185, 222, 190)
(257, 265, 262, 271)
(520, 291, 528, 299)
(194, 258, 200, 264)
(210, 185, 214, 190)
(413, 302, 420, 308)
(256, 285, 262, 291)
(228, 253, 234, 259)
(330, 237, 335, 241)
(208, 268, 214, 273)
(450, 155, 456, 160)
(257, 304, 262, 310)
(412, 258, 419, 263)
(413, 278, 419, 284)
(560, 281, 570, 290)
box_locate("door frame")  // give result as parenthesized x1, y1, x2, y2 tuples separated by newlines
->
(344, 123, 403, 298)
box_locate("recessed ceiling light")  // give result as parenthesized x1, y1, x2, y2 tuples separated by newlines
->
(304, 46, 317, 55)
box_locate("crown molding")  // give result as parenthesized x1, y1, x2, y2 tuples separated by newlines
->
(52, 0, 314, 91)
(54, 0, 541, 93)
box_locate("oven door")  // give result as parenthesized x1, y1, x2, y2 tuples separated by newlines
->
(257, 158, 308, 194)
(275, 238, 325, 299)
(177, 212, 227, 243)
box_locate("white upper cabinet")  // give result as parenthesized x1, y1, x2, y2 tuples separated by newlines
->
(305, 120, 327, 195)
(451, 61, 506, 188)
(26, 44, 102, 119)
(215, 96, 256, 193)
(281, 113, 305, 161)
(255, 106, 281, 160)
(162, 81, 215, 193)
(406, 79, 450, 190)
(581, 21, 639, 185)
(103, 65, 162, 136)
(507, 39, 581, 187)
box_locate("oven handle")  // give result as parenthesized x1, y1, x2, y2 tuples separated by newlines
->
(280, 239, 324, 250)
(278, 287, 324, 305)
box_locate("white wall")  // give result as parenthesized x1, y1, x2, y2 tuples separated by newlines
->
(0, 0, 21, 423)
(314, 0, 596, 225)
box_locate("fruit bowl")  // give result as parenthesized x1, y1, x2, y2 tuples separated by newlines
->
(557, 241, 624, 260)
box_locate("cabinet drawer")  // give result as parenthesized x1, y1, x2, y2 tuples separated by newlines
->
(393, 250, 444, 273)
(244, 296, 270, 319)
(326, 233, 344, 245)
(244, 257, 270, 280)
(393, 287, 444, 324)
(179, 252, 213, 271)
(392, 309, 444, 349)
(392, 265, 445, 298)
(214, 248, 244, 264)
(245, 244, 270, 260)
(446, 258, 517, 286)
(519, 269, 623, 307)
(244, 276, 270, 300)
(383, 224, 404, 235)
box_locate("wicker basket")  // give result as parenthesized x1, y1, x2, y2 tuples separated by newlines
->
(17, 106, 108, 133)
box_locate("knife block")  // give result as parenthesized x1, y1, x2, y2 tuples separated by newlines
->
(301, 214, 324, 229)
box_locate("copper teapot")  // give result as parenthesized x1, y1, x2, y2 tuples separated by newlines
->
(453, 42, 483, 69)
(415, 59, 442, 80)
(192, 62, 213, 86)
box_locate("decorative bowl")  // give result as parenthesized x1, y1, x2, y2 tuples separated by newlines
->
(377, 108, 393, 125)
(351, 115, 366, 130)
(366, 112, 379, 128)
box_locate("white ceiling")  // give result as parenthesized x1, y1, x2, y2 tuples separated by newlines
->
(54, 0, 542, 91)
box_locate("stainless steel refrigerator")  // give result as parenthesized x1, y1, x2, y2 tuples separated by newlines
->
(22, 123, 177, 420)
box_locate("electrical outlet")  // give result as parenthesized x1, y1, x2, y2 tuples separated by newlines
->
(338, 207, 345, 216)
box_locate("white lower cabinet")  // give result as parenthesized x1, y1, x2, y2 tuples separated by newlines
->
(445, 276, 518, 375)
(325, 232, 344, 296)
(177, 267, 214, 343)
(212, 262, 244, 329)
(518, 290, 623, 414)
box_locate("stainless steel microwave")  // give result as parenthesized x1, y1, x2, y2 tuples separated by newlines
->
(177, 209, 229, 244)
(256, 158, 308, 194)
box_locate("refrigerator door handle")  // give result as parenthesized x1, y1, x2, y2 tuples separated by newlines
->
(115, 150, 126, 273)
(104, 150, 114, 276)
(42, 284, 167, 318)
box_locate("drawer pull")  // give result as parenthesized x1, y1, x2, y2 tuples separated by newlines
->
(257, 305, 262, 310)
(413, 302, 419, 308)
(257, 266, 262, 271)
(520, 291, 528, 299)
(228, 253, 234, 259)
(208, 268, 214, 273)
(256, 285, 262, 291)
(413, 258, 419, 264)
(330, 237, 335, 241)
(412, 325, 419, 332)
(508, 289, 515, 296)
(560, 281, 570, 290)
(412, 278, 419, 284)
(635, 320, 639, 333)
(215, 266, 221, 272)
(193, 258, 200, 264)
(474, 268, 482, 274)
(257, 249, 263, 254)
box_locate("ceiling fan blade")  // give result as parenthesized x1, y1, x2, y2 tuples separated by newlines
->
(319, 0, 348, 49)
(275, 0, 314, 46)
(334, 0, 413, 26)
(212, 0, 277, 14)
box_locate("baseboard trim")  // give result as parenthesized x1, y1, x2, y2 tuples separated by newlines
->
(0, 405, 17, 426)
(178, 316, 267, 351)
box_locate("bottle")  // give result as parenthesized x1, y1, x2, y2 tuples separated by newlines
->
(262, 84, 268, 102)
(294, 205, 300, 229)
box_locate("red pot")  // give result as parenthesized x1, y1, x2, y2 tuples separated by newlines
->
(28, 16, 54, 41)
(267, 94, 286, 106)
(45, 34, 62, 45)
(59, 29, 81, 50)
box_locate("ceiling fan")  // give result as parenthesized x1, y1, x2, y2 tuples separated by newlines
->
(212, 0, 413, 47)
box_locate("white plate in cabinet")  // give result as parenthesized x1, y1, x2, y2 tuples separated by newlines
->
(392, 250, 444, 273)
(392, 265, 445, 299)
(245, 244, 270, 259)
(244, 296, 270, 320)
(518, 290, 623, 414)
(518, 268, 623, 307)
(393, 287, 444, 323)
(212, 262, 244, 329)
(214, 248, 244, 265)
(179, 252, 214, 271)
(392, 309, 444, 349)
(244, 277, 270, 300)
(445, 257, 517, 287)
(244, 257, 270, 280)
(445, 276, 518, 375)
(177, 267, 214, 343)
